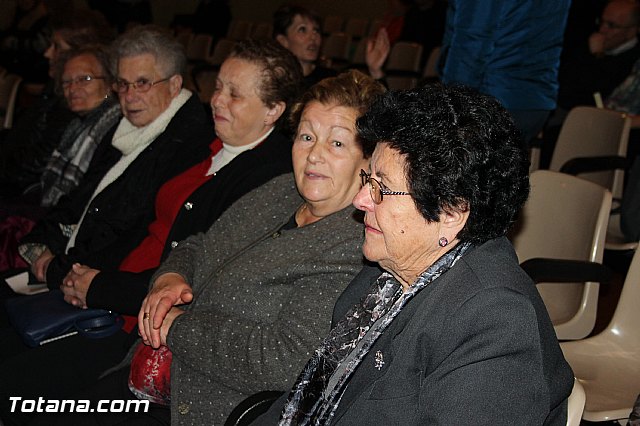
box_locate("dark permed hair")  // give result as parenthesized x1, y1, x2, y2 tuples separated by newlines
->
(357, 83, 531, 244)
(272, 4, 322, 37)
(289, 69, 387, 158)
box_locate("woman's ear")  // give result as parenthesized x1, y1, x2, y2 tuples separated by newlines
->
(275, 34, 289, 49)
(169, 74, 183, 97)
(440, 205, 470, 238)
(265, 101, 286, 126)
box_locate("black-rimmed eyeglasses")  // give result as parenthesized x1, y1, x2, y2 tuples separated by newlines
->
(360, 169, 411, 204)
(112, 76, 172, 93)
(61, 75, 105, 89)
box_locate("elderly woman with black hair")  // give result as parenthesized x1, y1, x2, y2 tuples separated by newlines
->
(262, 84, 574, 425)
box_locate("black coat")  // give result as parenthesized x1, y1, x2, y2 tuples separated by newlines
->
(330, 238, 573, 425)
(22, 94, 214, 288)
(86, 130, 293, 315)
(257, 238, 573, 425)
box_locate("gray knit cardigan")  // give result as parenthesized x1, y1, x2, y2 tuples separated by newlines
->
(151, 173, 365, 425)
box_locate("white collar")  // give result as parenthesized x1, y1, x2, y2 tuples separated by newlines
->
(607, 37, 638, 56)
(207, 127, 275, 176)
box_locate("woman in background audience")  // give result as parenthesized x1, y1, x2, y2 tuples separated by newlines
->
(0, 9, 114, 199)
(0, 44, 121, 272)
(273, 4, 389, 88)
(38, 45, 121, 207)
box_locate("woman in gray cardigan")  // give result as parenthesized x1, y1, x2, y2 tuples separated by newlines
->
(137, 70, 385, 425)
(29, 70, 386, 426)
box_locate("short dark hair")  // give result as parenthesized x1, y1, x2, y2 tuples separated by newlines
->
(357, 84, 530, 244)
(289, 69, 387, 158)
(227, 38, 303, 131)
(273, 4, 321, 37)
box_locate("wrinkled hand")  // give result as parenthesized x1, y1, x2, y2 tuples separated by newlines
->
(61, 263, 98, 309)
(366, 28, 390, 80)
(156, 307, 185, 348)
(139, 272, 193, 348)
(32, 248, 54, 283)
(589, 32, 606, 56)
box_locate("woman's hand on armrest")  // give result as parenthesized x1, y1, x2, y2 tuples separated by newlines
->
(61, 263, 99, 308)
(139, 272, 193, 348)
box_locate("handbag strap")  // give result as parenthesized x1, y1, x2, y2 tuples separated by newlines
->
(75, 313, 124, 339)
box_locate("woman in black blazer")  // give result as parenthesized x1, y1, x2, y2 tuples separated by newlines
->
(266, 84, 574, 425)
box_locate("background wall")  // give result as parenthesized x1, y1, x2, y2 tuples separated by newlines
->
(150, 0, 387, 28)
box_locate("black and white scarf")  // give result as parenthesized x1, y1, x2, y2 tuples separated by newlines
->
(279, 242, 472, 425)
(39, 99, 121, 207)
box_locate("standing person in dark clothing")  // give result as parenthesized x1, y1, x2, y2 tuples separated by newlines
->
(440, 0, 571, 149)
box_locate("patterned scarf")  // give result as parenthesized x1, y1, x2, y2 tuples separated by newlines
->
(279, 242, 472, 425)
(39, 99, 122, 207)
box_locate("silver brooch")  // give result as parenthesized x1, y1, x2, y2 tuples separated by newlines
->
(374, 350, 385, 370)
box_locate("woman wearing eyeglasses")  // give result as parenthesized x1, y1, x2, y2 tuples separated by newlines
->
(262, 85, 574, 425)
(36, 45, 122, 208)
(17, 70, 385, 426)
(18, 24, 213, 293)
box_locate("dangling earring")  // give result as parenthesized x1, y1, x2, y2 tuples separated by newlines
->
(438, 237, 448, 247)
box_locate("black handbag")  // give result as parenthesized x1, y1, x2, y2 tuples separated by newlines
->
(5, 289, 124, 347)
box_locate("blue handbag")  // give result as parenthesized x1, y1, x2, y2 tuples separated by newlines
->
(5, 289, 123, 347)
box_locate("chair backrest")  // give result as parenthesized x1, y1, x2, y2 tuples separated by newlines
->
(422, 46, 441, 79)
(321, 32, 352, 68)
(186, 34, 213, 61)
(550, 106, 630, 201)
(567, 378, 586, 426)
(322, 15, 344, 34)
(251, 21, 273, 39)
(349, 37, 367, 68)
(344, 17, 369, 39)
(0, 73, 22, 130)
(560, 245, 640, 421)
(226, 19, 253, 40)
(510, 170, 612, 340)
(207, 38, 236, 67)
(175, 31, 193, 50)
(368, 19, 384, 36)
(385, 41, 423, 90)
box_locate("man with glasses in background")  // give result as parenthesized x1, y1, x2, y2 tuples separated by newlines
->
(540, 0, 640, 168)
(557, 0, 640, 112)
